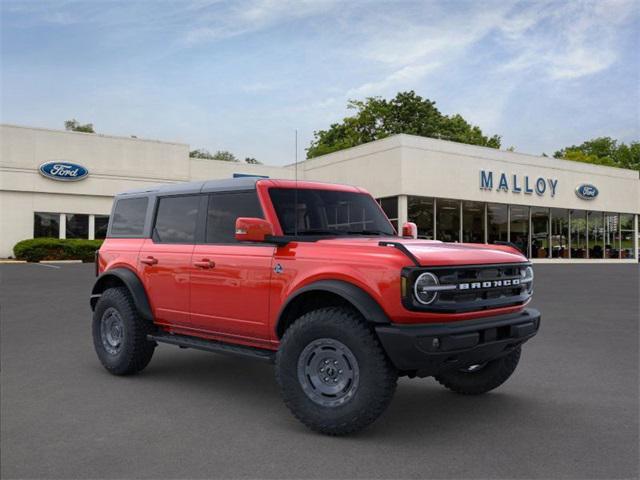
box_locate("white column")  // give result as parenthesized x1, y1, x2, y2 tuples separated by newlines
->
(397, 195, 408, 228)
(634, 214, 639, 260)
(88, 214, 95, 240)
(59, 213, 66, 239)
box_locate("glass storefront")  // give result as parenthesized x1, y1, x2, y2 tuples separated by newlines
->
(34, 212, 60, 238)
(399, 195, 637, 261)
(510, 206, 530, 256)
(378, 197, 398, 231)
(550, 209, 569, 259)
(462, 201, 484, 243)
(66, 214, 89, 239)
(95, 215, 109, 239)
(487, 203, 508, 244)
(571, 210, 587, 258)
(588, 211, 604, 259)
(408, 196, 434, 239)
(32, 212, 109, 240)
(531, 208, 550, 259)
(436, 199, 460, 243)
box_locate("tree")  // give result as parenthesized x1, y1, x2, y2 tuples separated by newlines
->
(64, 119, 94, 133)
(244, 157, 262, 164)
(554, 137, 640, 172)
(307, 91, 501, 158)
(189, 149, 239, 162)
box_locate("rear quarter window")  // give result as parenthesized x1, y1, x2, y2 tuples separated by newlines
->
(110, 197, 148, 237)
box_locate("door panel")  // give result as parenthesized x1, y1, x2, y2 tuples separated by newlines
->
(189, 244, 274, 341)
(139, 239, 194, 326)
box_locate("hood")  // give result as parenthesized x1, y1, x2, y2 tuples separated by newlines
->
(315, 237, 527, 266)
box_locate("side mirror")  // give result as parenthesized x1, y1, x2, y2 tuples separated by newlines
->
(401, 222, 418, 239)
(235, 217, 274, 243)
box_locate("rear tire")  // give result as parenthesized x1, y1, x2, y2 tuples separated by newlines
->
(276, 307, 398, 436)
(92, 287, 155, 375)
(434, 347, 521, 395)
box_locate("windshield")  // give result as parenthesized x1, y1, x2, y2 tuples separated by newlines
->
(269, 188, 396, 236)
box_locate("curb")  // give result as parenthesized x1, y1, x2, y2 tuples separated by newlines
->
(0, 260, 27, 264)
(39, 260, 84, 264)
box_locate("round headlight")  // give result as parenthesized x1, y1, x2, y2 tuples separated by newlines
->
(521, 266, 534, 294)
(414, 272, 440, 305)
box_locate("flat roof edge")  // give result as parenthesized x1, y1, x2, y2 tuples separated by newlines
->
(0, 123, 189, 147)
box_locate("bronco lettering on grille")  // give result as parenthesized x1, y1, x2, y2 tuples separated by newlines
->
(458, 278, 521, 290)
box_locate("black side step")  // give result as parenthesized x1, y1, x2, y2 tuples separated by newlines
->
(148, 333, 275, 363)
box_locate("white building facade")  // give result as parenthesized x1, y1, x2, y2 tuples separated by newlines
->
(1, 124, 638, 262)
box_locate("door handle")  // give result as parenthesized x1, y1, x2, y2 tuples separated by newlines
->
(193, 259, 215, 269)
(140, 256, 158, 266)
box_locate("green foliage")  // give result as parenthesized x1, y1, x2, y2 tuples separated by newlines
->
(64, 119, 95, 133)
(244, 157, 262, 164)
(13, 238, 103, 262)
(307, 91, 501, 158)
(554, 137, 640, 172)
(189, 149, 239, 162)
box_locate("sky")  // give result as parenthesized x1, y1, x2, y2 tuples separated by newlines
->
(1, 0, 639, 165)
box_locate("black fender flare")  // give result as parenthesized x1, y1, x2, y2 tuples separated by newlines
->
(90, 268, 153, 321)
(276, 280, 390, 337)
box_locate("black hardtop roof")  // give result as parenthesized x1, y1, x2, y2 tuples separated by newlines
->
(116, 177, 262, 198)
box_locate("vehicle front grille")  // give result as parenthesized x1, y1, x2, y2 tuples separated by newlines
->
(404, 263, 533, 313)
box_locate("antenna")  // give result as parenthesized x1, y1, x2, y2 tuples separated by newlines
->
(294, 129, 298, 237)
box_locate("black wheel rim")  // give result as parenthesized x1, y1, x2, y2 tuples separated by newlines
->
(459, 363, 487, 373)
(100, 307, 124, 355)
(297, 338, 360, 407)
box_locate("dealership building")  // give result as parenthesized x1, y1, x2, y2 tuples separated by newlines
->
(1, 123, 638, 262)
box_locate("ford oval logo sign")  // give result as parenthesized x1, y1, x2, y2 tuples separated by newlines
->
(575, 184, 598, 200)
(39, 161, 89, 182)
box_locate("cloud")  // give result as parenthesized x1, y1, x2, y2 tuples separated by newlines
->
(347, 63, 440, 97)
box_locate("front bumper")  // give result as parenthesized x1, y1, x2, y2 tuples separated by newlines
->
(375, 308, 540, 377)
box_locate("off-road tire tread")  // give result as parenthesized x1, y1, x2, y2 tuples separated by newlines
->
(434, 347, 521, 395)
(92, 287, 155, 375)
(276, 307, 398, 436)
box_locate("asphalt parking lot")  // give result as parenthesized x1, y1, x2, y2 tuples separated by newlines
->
(1, 263, 638, 479)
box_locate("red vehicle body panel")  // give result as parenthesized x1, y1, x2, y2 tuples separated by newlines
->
(98, 179, 529, 351)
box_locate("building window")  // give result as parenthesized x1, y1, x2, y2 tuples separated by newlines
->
(531, 207, 550, 259)
(510, 205, 530, 256)
(378, 197, 399, 231)
(571, 210, 587, 258)
(408, 196, 434, 239)
(550, 209, 569, 259)
(436, 198, 460, 242)
(604, 213, 619, 259)
(487, 203, 508, 244)
(95, 215, 109, 240)
(588, 211, 604, 258)
(66, 214, 89, 239)
(462, 201, 484, 243)
(620, 214, 636, 259)
(34, 212, 59, 238)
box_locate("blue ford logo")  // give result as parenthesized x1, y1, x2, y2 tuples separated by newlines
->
(39, 161, 89, 182)
(575, 184, 598, 200)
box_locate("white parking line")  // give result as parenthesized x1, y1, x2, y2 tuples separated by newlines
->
(34, 263, 61, 269)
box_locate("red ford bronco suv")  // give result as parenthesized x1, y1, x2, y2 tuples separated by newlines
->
(91, 178, 540, 435)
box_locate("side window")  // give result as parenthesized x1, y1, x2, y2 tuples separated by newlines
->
(206, 191, 263, 243)
(110, 197, 148, 237)
(153, 195, 200, 244)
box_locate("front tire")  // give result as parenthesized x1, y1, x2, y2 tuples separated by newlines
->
(434, 347, 521, 395)
(276, 307, 398, 436)
(92, 287, 155, 375)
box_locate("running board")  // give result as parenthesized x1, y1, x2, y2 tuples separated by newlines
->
(147, 332, 275, 363)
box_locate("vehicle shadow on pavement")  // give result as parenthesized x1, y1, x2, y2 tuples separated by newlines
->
(116, 347, 542, 440)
